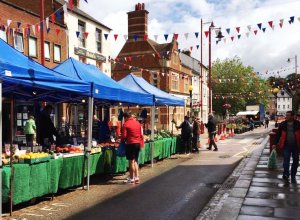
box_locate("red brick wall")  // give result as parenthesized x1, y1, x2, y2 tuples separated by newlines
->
(0, 1, 67, 68)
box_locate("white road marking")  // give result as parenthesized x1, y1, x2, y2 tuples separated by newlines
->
(238, 138, 254, 144)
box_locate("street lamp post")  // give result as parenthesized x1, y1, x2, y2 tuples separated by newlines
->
(208, 22, 224, 113)
(272, 88, 280, 119)
(287, 55, 298, 75)
(40, 0, 45, 65)
(188, 85, 193, 117)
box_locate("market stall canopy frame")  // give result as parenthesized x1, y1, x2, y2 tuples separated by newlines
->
(236, 111, 259, 116)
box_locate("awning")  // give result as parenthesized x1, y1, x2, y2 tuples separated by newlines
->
(236, 111, 259, 116)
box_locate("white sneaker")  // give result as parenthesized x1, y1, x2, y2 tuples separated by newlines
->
(124, 178, 134, 184)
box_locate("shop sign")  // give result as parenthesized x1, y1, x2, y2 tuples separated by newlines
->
(74, 47, 106, 62)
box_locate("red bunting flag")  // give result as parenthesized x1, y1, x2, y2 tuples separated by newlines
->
(190, 46, 193, 51)
(236, 27, 240, 33)
(254, 30, 258, 35)
(231, 36, 234, 41)
(114, 34, 118, 41)
(204, 31, 209, 38)
(174, 33, 179, 40)
(268, 21, 273, 28)
(143, 34, 148, 41)
(55, 28, 60, 36)
(51, 14, 55, 23)
(279, 22, 283, 28)
(84, 32, 89, 38)
(128, 56, 132, 62)
(69, 0, 73, 11)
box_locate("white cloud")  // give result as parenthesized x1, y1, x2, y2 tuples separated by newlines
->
(80, 0, 300, 77)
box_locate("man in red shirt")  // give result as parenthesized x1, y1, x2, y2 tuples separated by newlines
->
(121, 112, 143, 184)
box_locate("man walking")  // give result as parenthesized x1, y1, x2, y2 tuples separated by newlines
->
(273, 111, 300, 183)
(122, 112, 143, 184)
(192, 116, 200, 153)
(265, 115, 270, 128)
(205, 114, 218, 151)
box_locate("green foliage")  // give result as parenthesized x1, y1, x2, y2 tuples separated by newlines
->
(212, 56, 271, 115)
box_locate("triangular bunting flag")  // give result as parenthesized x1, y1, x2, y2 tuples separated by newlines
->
(257, 23, 262, 30)
(143, 34, 148, 41)
(51, 14, 55, 23)
(55, 28, 60, 36)
(236, 27, 240, 33)
(123, 35, 128, 40)
(254, 30, 258, 35)
(268, 21, 273, 28)
(46, 28, 50, 33)
(238, 34, 241, 39)
(7, 19, 12, 26)
(247, 25, 252, 31)
(195, 32, 199, 38)
(133, 35, 138, 41)
(104, 33, 108, 40)
(231, 36, 234, 41)
(178, 49, 181, 53)
(289, 16, 294, 24)
(174, 33, 179, 40)
(17, 22, 21, 28)
(114, 34, 118, 41)
(162, 72, 165, 76)
(56, 10, 61, 21)
(46, 17, 49, 29)
(27, 27, 30, 36)
(40, 21, 43, 31)
(204, 31, 209, 38)
(76, 31, 80, 38)
(190, 46, 193, 51)
(280, 19, 284, 24)
(84, 32, 89, 39)
(279, 22, 283, 28)
(164, 34, 169, 41)
(69, 0, 73, 11)
(154, 35, 158, 41)
(226, 28, 230, 34)
(63, 4, 68, 14)
(196, 45, 199, 49)
(262, 28, 266, 32)
(184, 33, 189, 40)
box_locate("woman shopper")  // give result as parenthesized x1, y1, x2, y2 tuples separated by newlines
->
(121, 112, 144, 184)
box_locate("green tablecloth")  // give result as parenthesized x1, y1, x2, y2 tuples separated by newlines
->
(2, 137, 180, 205)
(59, 156, 84, 189)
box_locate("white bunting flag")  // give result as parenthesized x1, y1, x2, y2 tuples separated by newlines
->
(154, 35, 158, 41)
(7, 19, 12, 26)
(184, 33, 189, 40)
(32, 25, 36, 35)
(123, 35, 128, 41)
(247, 25, 251, 31)
(63, 4, 68, 15)
(46, 17, 49, 29)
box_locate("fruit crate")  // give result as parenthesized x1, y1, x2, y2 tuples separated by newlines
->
(19, 156, 52, 164)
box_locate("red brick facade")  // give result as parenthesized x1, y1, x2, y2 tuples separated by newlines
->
(112, 3, 193, 130)
(0, 0, 67, 68)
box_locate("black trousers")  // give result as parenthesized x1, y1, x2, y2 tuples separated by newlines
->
(182, 136, 192, 154)
(208, 132, 217, 149)
(26, 134, 34, 146)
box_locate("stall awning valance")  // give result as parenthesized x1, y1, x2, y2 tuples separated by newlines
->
(236, 111, 259, 116)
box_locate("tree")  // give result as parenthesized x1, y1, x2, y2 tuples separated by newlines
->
(212, 57, 270, 116)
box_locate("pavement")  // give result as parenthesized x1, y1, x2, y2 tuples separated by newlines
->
(5, 123, 297, 220)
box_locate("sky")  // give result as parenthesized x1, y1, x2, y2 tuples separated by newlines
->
(80, 0, 300, 78)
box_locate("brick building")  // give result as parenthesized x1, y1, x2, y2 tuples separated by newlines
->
(0, 0, 67, 68)
(112, 3, 208, 130)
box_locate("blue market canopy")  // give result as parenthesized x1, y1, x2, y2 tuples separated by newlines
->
(54, 58, 153, 106)
(118, 73, 185, 106)
(0, 39, 91, 102)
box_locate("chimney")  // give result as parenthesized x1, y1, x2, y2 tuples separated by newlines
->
(127, 3, 149, 40)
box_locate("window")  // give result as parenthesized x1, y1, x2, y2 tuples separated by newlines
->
(171, 73, 179, 91)
(0, 29, 7, 42)
(54, 44, 61, 62)
(278, 105, 280, 109)
(184, 78, 189, 93)
(28, 37, 37, 57)
(14, 33, 24, 52)
(152, 72, 158, 87)
(288, 105, 290, 109)
(44, 42, 50, 60)
(96, 28, 102, 53)
(78, 20, 85, 48)
(283, 105, 285, 109)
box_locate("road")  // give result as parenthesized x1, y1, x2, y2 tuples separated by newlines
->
(6, 126, 271, 220)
